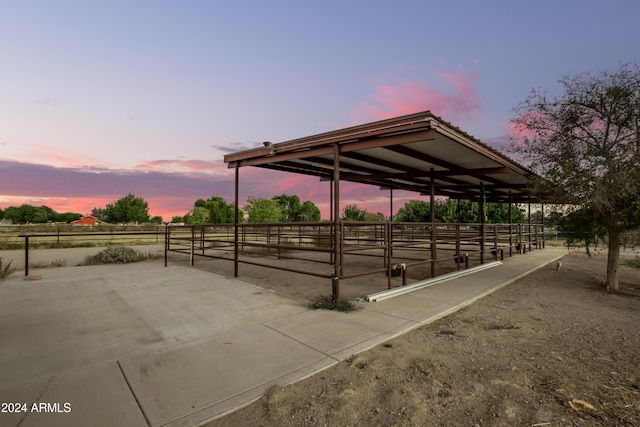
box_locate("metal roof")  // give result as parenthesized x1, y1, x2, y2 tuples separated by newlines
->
(224, 111, 540, 203)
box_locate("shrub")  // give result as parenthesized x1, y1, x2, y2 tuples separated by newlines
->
(84, 246, 141, 265)
(309, 295, 358, 312)
(0, 257, 16, 280)
(83, 246, 162, 265)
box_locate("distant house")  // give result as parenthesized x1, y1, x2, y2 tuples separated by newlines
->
(72, 216, 97, 226)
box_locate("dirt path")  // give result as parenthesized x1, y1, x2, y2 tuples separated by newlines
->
(207, 252, 640, 426)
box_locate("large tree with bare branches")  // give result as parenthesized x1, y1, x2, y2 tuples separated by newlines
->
(510, 63, 640, 290)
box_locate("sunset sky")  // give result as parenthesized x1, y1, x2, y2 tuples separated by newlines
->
(1, 1, 638, 221)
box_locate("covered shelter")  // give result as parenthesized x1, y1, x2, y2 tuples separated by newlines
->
(171, 111, 546, 300)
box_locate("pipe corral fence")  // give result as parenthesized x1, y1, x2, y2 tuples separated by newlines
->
(165, 221, 545, 294)
(11, 222, 545, 296)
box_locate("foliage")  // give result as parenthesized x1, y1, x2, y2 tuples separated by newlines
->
(91, 207, 106, 221)
(395, 199, 525, 223)
(186, 196, 236, 224)
(272, 194, 321, 222)
(83, 246, 150, 264)
(149, 215, 163, 224)
(300, 200, 321, 221)
(170, 215, 185, 223)
(103, 193, 151, 224)
(309, 295, 358, 312)
(510, 62, 640, 289)
(0, 204, 82, 224)
(0, 257, 16, 280)
(244, 197, 284, 223)
(342, 204, 368, 221)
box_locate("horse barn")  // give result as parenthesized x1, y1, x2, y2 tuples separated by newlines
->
(166, 111, 547, 301)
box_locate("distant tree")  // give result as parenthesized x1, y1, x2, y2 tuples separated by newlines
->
(150, 215, 163, 224)
(510, 62, 640, 290)
(0, 207, 3, 219)
(485, 203, 526, 224)
(395, 200, 430, 222)
(188, 206, 210, 224)
(186, 196, 235, 224)
(91, 207, 107, 222)
(1, 204, 49, 223)
(207, 196, 234, 223)
(170, 215, 185, 223)
(244, 197, 284, 223)
(342, 205, 367, 221)
(272, 194, 321, 222)
(364, 211, 385, 222)
(103, 194, 150, 224)
(299, 201, 321, 221)
(395, 199, 523, 223)
(54, 212, 83, 223)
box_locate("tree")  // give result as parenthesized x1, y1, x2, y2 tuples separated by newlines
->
(342, 204, 367, 221)
(103, 193, 151, 224)
(186, 196, 235, 224)
(299, 201, 321, 221)
(395, 200, 430, 222)
(395, 199, 523, 223)
(91, 207, 107, 222)
(271, 194, 321, 222)
(510, 63, 640, 290)
(2, 204, 48, 223)
(244, 197, 284, 223)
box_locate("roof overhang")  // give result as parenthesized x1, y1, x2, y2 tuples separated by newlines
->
(224, 111, 542, 203)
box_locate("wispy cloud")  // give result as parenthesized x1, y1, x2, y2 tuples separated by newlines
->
(352, 66, 481, 125)
(35, 98, 59, 106)
(134, 159, 229, 175)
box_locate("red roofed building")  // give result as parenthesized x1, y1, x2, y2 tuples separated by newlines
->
(72, 216, 97, 226)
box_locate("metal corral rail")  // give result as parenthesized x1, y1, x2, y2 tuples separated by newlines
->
(13, 225, 166, 276)
(165, 221, 545, 292)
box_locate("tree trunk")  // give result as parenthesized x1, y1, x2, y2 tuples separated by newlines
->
(606, 227, 621, 291)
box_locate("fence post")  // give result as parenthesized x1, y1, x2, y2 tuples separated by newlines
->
(24, 236, 29, 276)
(190, 226, 195, 266)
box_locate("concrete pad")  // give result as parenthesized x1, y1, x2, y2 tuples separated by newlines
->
(365, 294, 459, 324)
(118, 324, 330, 427)
(0, 379, 48, 427)
(266, 308, 415, 359)
(11, 362, 147, 427)
(0, 262, 306, 389)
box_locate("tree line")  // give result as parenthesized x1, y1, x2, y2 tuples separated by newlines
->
(0, 193, 532, 225)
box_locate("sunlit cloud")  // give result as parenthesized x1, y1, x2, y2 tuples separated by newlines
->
(352, 66, 481, 125)
(134, 159, 229, 175)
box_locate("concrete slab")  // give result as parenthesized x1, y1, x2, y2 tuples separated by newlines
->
(118, 324, 330, 427)
(0, 262, 306, 389)
(266, 308, 415, 359)
(13, 362, 147, 427)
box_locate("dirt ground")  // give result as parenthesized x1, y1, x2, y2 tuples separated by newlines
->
(202, 249, 640, 427)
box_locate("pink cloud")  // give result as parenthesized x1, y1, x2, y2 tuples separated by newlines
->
(134, 159, 229, 175)
(352, 67, 481, 125)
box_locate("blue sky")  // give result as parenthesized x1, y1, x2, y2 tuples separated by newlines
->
(1, 0, 638, 220)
